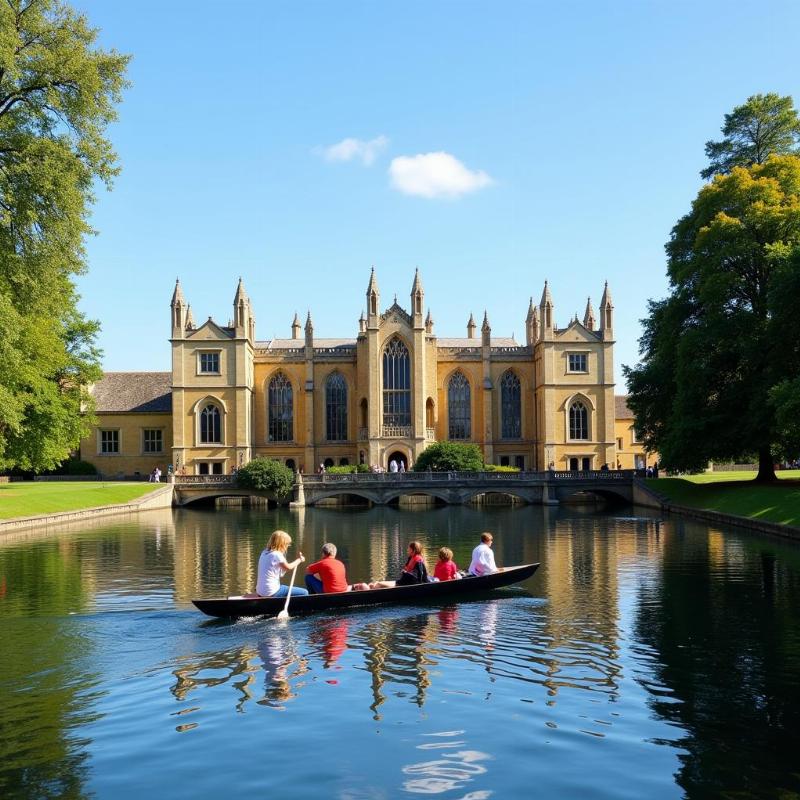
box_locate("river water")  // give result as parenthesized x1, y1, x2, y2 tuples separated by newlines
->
(1, 504, 799, 799)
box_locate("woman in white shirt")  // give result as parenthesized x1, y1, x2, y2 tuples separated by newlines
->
(256, 530, 308, 598)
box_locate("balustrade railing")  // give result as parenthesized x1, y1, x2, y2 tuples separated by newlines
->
(425, 427, 436, 440)
(174, 474, 236, 484)
(303, 469, 637, 484)
(382, 425, 412, 438)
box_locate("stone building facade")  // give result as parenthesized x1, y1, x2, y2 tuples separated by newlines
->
(80, 270, 652, 476)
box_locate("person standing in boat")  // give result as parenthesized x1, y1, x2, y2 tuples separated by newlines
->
(369, 541, 429, 589)
(304, 542, 350, 594)
(468, 533, 498, 576)
(256, 531, 308, 598)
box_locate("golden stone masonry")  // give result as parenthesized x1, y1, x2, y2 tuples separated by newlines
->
(79, 270, 651, 477)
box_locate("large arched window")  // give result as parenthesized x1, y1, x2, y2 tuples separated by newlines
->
(325, 372, 348, 441)
(448, 371, 471, 440)
(268, 373, 293, 442)
(569, 401, 589, 440)
(500, 370, 521, 439)
(200, 403, 221, 443)
(383, 337, 411, 429)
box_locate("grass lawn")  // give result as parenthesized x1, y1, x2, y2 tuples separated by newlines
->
(0, 481, 162, 520)
(648, 471, 800, 527)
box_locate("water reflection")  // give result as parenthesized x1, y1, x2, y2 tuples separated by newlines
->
(403, 731, 491, 797)
(2, 506, 800, 798)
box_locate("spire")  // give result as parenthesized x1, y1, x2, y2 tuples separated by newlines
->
(366, 265, 379, 295)
(358, 309, 366, 334)
(540, 280, 554, 338)
(540, 280, 553, 308)
(170, 278, 185, 307)
(600, 280, 612, 307)
(425, 308, 433, 334)
(600, 281, 614, 335)
(481, 311, 491, 347)
(366, 266, 380, 322)
(525, 297, 540, 346)
(291, 312, 301, 339)
(467, 313, 476, 339)
(233, 276, 248, 305)
(305, 310, 313, 347)
(171, 278, 187, 335)
(185, 304, 195, 330)
(583, 297, 596, 330)
(411, 267, 423, 294)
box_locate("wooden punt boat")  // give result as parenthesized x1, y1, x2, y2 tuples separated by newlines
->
(192, 562, 539, 618)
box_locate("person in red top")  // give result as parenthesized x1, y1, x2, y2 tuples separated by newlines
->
(369, 541, 429, 589)
(433, 547, 460, 581)
(305, 543, 350, 594)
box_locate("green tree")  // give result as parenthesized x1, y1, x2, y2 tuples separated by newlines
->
(702, 93, 800, 179)
(0, 0, 129, 471)
(413, 441, 485, 472)
(625, 155, 800, 481)
(236, 458, 295, 499)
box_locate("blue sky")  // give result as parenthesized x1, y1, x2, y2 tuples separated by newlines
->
(75, 0, 800, 386)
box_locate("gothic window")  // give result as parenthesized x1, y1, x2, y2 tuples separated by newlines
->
(268, 373, 293, 442)
(569, 401, 589, 440)
(200, 404, 221, 443)
(500, 370, 521, 439)
(383, 337, 411, 428)
(448, 371, 471, 440)
(325, 372, 348, 441)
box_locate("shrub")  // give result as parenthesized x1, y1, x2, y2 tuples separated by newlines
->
(236, 458, 294, 499)
(63, 459, 99, 475)
(326, 465, 356, 474)
(413, 442, 484, 472)
(485, 464, 520, 473)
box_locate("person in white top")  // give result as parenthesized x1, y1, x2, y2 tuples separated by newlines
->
(256, 530, 308, 598)
(468, 532, 498, 576)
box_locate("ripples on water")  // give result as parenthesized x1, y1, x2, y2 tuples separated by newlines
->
(2, 506, 800, 799)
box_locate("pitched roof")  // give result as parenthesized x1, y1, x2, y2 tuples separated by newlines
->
(615, 394, 634, 419)
(91, 372, 172, 413)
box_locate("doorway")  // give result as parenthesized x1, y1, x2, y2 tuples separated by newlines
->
(387, 451, 408, 472)
(569, 457, 579, 471)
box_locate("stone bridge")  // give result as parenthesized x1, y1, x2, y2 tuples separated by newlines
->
(172, 470, 645, 507)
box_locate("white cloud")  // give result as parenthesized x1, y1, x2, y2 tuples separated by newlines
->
(388, 151, 493, 199)
(315, 135, 389, 166)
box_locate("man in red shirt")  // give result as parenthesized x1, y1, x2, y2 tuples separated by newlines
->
(305, 542, 350, 594)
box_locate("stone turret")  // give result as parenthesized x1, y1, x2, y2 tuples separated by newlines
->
(583, 297, 596, 331)
(411, 268, 424, 328)
(185, 304, 195, 330)
(481, 311, 491, 347)
(539, 280, 554, 340)
(467, 313, 476, 339)
(366, 267, 380, 327)
(425, 308, 434, 334)
(526, 297, 540, 345)
(233, 277, 254, 339)
(171, 278, 187, 337)
(358, 309, 366, 334)
(305, 310, 314, 348)
(600, 281, 613, 338)
(291, 312, 301, 339)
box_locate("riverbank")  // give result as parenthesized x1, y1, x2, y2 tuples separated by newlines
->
(0, 482, 173, 533)
(647, 472, 800, 529)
